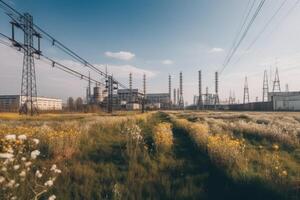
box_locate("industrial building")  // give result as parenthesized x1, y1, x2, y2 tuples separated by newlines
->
(268, 91, 300, 111)
(117, 89, 144, 103)
(146, 93, 170, 109)
(99, 89, 143, 110)
(0, 95, 63, 112)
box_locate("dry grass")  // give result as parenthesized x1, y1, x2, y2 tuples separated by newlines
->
(170, 111, 300, 198)
(153, 122, 173, 151)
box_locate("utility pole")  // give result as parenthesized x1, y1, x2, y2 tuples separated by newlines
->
(17, 13, 41, 115)
(178, 72, 184, 109)
(197, 70, 203, 110)
(243, 76, 250, 104)
(106, 75, 118, 113)
(272, 68, 281, 92)
(86, 71, 91, 104)
(214, 71, 219, 109)
(262, 70, 269, 102)
(285, 84, 289, 92)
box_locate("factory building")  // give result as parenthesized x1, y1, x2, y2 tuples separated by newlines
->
(117, 89, 144, 103)
(268, 91, 300, 111)
(146, 93, 170, 109)
(0, 95, 63, 112)
(100, 89, 143, 110)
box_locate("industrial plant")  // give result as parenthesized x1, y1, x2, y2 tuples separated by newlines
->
(0, 0, 299, 114)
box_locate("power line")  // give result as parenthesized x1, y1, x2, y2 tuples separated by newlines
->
(246, 0, 288, 51)
(220, 0, 266, 74)
(264, 0, 300, 39)
(0, 32, 103, 86)
(232, 0, 288, 65)
(224, 0, 256, 64)
(0, 0, 127, 89)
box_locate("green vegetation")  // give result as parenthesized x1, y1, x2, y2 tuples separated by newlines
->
(0, 111, 299, 199)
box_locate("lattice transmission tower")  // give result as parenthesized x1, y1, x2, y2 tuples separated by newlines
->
(214, 72, 219, 109)
(129, 72, 133, 102)
(262, 70, 269, 102)
(243, 76, 250, 104)
(272, 68, 281, 92)
(18, 13, 41, 115)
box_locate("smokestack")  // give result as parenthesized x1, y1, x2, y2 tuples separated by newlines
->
(173, 88, 176, 105)
(197, 70, 203, 109)
(178, 72, 184, 109)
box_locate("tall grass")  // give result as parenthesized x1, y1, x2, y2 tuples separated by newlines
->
(172, 111, 300, 199)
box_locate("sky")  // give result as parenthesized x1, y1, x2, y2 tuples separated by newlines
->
(0, 0, 300, 104)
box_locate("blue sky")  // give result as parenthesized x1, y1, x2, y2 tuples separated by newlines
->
(1, 0, 300, 104)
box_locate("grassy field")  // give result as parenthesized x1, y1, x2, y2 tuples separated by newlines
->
(0, 111, 299, 200)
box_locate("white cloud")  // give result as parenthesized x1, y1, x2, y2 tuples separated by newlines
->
(209, 47, 224, 53)
(104, 51, 135, 61)
(162, 59, 174, 65)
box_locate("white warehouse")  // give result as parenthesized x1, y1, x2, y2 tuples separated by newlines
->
(0, 95, 63, 112)
(268, 92, 300, 111)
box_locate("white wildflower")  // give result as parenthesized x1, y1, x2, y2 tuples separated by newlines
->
(7, 180, 15, 188)
(17, 134, 27, 140)
(10, 196, 17, 200)
(5, 134, 16, 141)
(32, 138, 40, 145)
(0, 176, 5, 183)
(44, 179, 54, 187)
(21, 157, 26, 161)
(14, 183, 19, 188)
(35, 170, 42, 178)
(13, 165, 20, 170)
(0, 153, 14, 159)
(19, 170, 26, 177)
(48, 195, 56, 200)
(50, 164, 57, 171)
(50, 164, 61, 173)
(25, 161, 32, 167)
(30, 150, 40, 159)
(1, 167, 7, 172)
